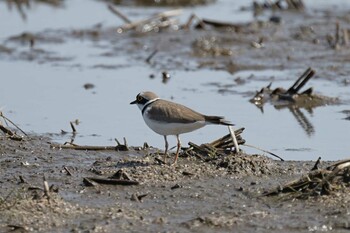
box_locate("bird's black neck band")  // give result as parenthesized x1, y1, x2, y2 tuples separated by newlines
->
(142, 98, 159, 115)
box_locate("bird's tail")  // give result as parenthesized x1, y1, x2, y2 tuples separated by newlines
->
(204, 115, 234, 126)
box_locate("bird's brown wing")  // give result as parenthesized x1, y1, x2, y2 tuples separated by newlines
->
(147, 100, 205, 123)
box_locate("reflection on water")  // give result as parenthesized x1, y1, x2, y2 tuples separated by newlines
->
(5, 0, 64, 21)
(287, 107, 315, 136)
(249, 68, 340, 137)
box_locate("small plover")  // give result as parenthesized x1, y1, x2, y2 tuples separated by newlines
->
(130, 91, 233, 164)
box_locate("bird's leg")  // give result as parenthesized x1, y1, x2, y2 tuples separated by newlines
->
(173, 135, 181, 164)
(163, 135, 168, 164)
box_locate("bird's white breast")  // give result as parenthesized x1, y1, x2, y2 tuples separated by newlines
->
(142, 106, 206, 136)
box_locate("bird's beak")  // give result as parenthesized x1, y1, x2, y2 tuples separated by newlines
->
(130, 100, 137, 105)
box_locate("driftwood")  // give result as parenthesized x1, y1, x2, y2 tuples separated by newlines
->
(263, 159, 350, 198)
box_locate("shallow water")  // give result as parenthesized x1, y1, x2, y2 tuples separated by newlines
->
(1, 0, 350, 161)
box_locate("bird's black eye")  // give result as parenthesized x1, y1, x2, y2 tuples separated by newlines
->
(137, 95, 143, 102)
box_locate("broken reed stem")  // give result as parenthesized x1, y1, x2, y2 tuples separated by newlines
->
(108, 4, 131, 23)
(51, 143, 126, 151)
(0, 112, 27, 136)
(209, 127, 244, 148)
(228, 126, 240, 153)
(84, 177, 139, 186)
(145, 49, 158, 63)
(335, 21, 340, 47)
(311, 157, 322, 171)
(123, 137, 129, 149)
(293, 69, 315, 94)
(0, 124, 15, 136)
(43, 175, 50, 199)
(70, 121, 77, 134)
(115, 137, 129, 150)
(344, 28, 349, 46)
(119, 8, 183, 31)
(63, 166, 73, 176)
(286, 67, 312, 94)
(184, 13, 206, 29)
(243, 144, 284, 161)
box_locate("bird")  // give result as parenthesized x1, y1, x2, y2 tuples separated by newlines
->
(130, 91, 233, 164)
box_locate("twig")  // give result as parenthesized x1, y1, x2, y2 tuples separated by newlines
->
(84, 177, 139, 186)
(110, 169, 131, 180)
(155, 157, 167, 165)
(63, 166, 73, 176)
(202, 18, 244, 30)
(18, 175, 27, 184)
(131, 193, 148, 202)
(183, 13, 206, 30)
(50, 143, 128, 151)
(83, 177, 99, 187)
(108, 4, 131, 23)
(43, 175, 50, 200)
(228, 126, 240, 153)
(123, 137, 129, 150)
(145, 49, 158, 63)
(335, 21, 340, 48)
(343, 28, 349, 46)
(70, 121, 77, 134)
(311, 157, 322, 171)
(243, 144, 284, 161)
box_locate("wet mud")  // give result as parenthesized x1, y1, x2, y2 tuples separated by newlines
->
(1, 135, 350, 232)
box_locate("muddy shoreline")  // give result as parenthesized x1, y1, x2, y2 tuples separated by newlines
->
(0, 135, 349, 232)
